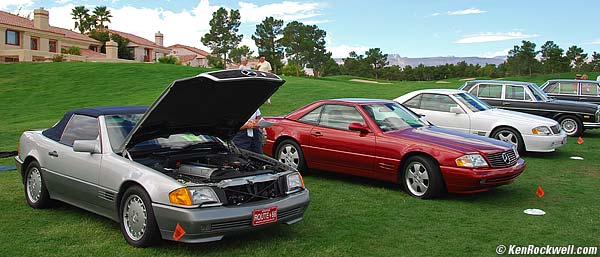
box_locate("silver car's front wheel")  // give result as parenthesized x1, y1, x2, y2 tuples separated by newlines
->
(119, 186, 159, 247)
(123, 195, 148, 241)
(492, 127, 524, 153)
(24, 160, 51, 208)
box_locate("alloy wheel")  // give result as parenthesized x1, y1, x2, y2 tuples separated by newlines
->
(560, 119, 577, 135)
(26, 167, 42, 203)
(405, 161, 430, 197)
(123, 195, 148, 241)
(278, 144, 300, 169)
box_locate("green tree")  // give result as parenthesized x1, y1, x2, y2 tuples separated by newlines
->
(280, 21, 330, 76)
(590, 52, 600, 72)
(566, 45, 588, 71)
(342, 51, 371, 77)
(92, 6, 112, 30)
(201, 7, 242, 66)
(110, 33, 133, 60)
(506, 41, 539, 76)
(540, 41, 569, 73)
(364, 48, 388, 79)
(252, 17, 284, 73)
(229, 45, 254, 64)
(322, 58, 341, 76)
(71, 6, 91, 34)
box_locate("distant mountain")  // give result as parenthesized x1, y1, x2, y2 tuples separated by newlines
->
(334, 54, 507, 67)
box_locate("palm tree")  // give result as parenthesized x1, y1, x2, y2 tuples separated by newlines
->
(71, 6, 90, 34)
(93, 6, 112, 31)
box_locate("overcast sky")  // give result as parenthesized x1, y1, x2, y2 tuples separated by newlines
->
(3, 0, 600, 58)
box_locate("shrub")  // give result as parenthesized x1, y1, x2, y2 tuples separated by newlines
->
(206, 55, 224, 69)
(158, 55, 180, 65)
(67, 46, 81, 56)
(281, 64, 304, 76)
(52, 54, 64, 62)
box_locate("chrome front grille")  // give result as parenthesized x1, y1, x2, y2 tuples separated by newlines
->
(550, 124, 561, 134)
(486, 150, 517, 167)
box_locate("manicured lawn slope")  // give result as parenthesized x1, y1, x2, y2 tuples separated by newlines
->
(0, 63, 598, 256)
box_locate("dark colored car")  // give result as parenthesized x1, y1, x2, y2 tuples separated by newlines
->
(459, 80, 600, 137)
(263, 99, 526, 199)
(540, 79, 600, 104)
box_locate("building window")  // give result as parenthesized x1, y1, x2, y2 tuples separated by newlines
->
(30, 37, 39, 50)
(4, 57, 19, 62)
(49, 40, 57, 53)
(5, 30, 20, 45)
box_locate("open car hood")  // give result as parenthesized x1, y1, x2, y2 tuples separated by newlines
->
(119, 70, 284, 152)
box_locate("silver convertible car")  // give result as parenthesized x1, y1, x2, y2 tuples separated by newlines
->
(15, 70, 310, 247)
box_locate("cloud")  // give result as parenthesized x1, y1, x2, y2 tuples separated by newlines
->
(427, 8, 486, 17)
(54, 0, 72, 4)
(328, 44, 370, 58)
(40, 1, 325, 52)
(447, 8, 486, 15)
(481, 48, 511, 58)
(455, 32, 539, 43)
(238, 1, 321, 24)
(582, 39, 600, 45)
(0, 0, 33, 10)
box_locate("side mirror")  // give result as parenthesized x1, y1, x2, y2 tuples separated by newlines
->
(73, 140, 100, 154)
(450, 106, 464, 114)
(348, 122, 371, 133)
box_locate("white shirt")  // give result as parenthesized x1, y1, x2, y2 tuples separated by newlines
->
(597, 75, 600, 81)
(246, 109, 261, 137)
(257, 60, 272, 73)
(239, 64, 250, 69)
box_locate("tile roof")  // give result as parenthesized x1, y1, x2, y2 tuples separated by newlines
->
(0, 10, 99, 43)
(178, 54, 197, 63)
(110, 29, 169, 50)
(168, 44, 210, 56)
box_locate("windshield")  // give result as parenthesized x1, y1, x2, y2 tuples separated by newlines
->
(105, 114, 223, 152)
(454, 93, 492, 112)
(362, 102, 426, 132)
(529, 83, 550, 101)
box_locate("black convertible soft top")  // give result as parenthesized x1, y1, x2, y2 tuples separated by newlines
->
(42, 106, 148, 142)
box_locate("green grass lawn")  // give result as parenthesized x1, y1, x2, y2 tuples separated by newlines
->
(0, 63, 599, 256)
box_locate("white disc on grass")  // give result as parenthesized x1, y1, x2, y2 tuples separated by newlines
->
(524, 209, 546, 216)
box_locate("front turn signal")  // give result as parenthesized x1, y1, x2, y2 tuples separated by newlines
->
(169, 187, 193, 206)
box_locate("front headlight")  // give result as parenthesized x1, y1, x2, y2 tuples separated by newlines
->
(169, 187, 221, 207)
(189, 187, 221, 206)
(286, 172, 305, 193)
(455, 154, 488, 168)
(532, 126, 551, 135)
(512, 145, 520, 159)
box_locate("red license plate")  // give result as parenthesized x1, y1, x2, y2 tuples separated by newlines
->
(252, 207, 278, 226)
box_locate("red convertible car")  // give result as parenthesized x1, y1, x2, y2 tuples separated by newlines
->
(263, 99, 526, 198)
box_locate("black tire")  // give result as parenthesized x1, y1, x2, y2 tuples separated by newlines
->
(558, 115, 583, 137)
(491, 127, 525, 153)
(24, 160, 52, 209)
(275, 139, 308, 172)
(119, 186, 160, 247)
(401, 155, 445, 199)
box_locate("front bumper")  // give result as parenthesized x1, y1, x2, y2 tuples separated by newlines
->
(522, 132, 567, 152)
(14, 156, 23, 172)
(152, 189, 310, 243)
(583, 121, 600, 129)
(441, 159, 526, 194)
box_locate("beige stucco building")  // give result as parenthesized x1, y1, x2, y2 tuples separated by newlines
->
(110, 30, 170, 62)
(0, 8, 106, 62)
(168, 44, 210, 67)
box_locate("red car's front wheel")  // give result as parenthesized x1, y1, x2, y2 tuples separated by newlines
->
(401, 156, 445, 199)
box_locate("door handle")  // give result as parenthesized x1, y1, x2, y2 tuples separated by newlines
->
(48, 151, 58, 157)
(311, 131, 323, 137)
(502, 102, 511, 106)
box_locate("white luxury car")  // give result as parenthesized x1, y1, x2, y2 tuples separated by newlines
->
(394, 89, 567, 153)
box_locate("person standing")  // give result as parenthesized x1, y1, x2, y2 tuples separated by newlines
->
(232, 109, 263, 154)
(256, 56, 272, 73)
(256, 55, 273, 104)
(239, 57, 250, 69)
